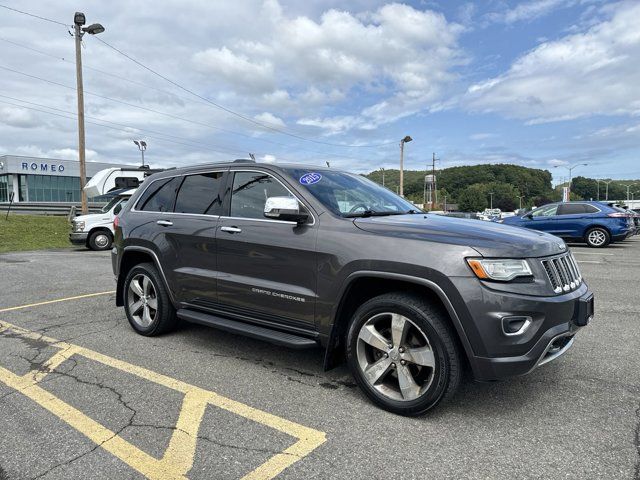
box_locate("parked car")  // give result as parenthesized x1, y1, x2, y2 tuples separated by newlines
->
(112, 160, 593, 416)
(69, 191, 132, 250)
(501, 201, 635, 247)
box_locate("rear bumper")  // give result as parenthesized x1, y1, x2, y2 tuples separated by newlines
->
(69, 232, 88, 245)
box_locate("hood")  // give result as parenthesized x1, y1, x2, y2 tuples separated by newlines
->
(73, 212, 109, 222)
(353, 214, 567, 258)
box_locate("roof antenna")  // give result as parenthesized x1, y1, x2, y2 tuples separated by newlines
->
(249, 153, 256, 162)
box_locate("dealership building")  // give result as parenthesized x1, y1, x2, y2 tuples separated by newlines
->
(0, 155, 137, 203)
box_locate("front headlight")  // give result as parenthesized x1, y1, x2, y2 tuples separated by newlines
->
(467, 258, 532, 281)
(73, 221, 85, 232)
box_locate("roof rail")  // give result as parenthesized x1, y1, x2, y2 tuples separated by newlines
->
(233, 158, 256, 163)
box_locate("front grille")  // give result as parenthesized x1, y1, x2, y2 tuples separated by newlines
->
(541, 252, 582, 294)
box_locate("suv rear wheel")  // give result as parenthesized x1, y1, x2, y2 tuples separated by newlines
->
(123, 263, 178, 336)
(584, 227, 610, 248)
(346, 292, 462, 416)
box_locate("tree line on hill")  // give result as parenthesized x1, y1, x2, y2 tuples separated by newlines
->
(365, 164, 639, 212)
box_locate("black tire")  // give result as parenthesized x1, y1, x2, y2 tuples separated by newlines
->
(88, 230, 112, 251)
(346, 292, 462, 416)
(123, 262, 178, 336)
(584, 227, 610, 248)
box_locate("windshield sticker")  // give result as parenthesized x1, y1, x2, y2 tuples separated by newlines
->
(299, 172, 322, 185)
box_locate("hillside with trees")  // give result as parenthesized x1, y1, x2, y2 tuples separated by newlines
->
(366, 164, 555, 211)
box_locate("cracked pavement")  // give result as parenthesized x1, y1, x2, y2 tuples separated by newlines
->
(1, 240, 639, 479)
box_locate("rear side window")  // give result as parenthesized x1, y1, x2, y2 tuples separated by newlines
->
(583, 205, 600, 213)
(558, 204, 586, 215)
(136, 177, 181, 212)
(230, 171, 291, 219)
(174, 172, 224, 215)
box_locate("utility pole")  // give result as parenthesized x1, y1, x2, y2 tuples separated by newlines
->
(430, 152, 439, 211)
(73, 12, 105, 213)
(399, 136, 412, 197)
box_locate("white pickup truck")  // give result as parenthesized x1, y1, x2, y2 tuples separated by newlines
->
(69, 191, 133, 250)
(69, 166, 162, 250)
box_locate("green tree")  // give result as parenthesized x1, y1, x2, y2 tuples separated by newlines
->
(458, 184, 488, 212)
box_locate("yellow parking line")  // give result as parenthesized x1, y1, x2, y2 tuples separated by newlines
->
(0, 302, 326, 479)
(0, 291, 115, 313)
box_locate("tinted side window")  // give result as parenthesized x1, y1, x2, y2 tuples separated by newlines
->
(558, 204, 586, 215)
(174, 172, 224, 215)
(137, 177, 181, 212)
(583, 204, 599, 213)
(230, 172, 291, 219)
(531, 204, 558, 217)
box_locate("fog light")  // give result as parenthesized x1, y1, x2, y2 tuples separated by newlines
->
(502, 316, 532, 336)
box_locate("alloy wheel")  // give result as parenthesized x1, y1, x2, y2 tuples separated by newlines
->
(127, 273, 158, 328)
(588, 229, 606, 246)
(356, 312, 436, 402)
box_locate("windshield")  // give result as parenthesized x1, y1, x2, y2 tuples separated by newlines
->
(283, 168, 420, 217)
(101, 196, 125, 213)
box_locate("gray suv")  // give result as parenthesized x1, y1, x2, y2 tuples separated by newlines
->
(112, 160, 594, 415)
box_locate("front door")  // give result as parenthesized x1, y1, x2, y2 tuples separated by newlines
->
(215, 170, 318, 329)
(525, 203, 559, 233)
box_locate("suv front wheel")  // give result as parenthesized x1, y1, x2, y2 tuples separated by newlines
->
(123, 263, 178, 336)
(346, 292, 462, 416)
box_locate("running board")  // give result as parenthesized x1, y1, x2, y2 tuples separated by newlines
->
(177, 309, 319, 349)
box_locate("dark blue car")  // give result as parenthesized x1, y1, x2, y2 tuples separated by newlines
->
(501, 201, 635, 247)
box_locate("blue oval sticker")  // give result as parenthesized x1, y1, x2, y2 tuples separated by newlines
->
(300, 172, 322, 185)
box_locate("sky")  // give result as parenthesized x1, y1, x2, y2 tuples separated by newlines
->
(0, 0, 639, 184)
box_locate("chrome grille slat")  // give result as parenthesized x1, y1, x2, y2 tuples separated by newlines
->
(541, 252, 582, 294)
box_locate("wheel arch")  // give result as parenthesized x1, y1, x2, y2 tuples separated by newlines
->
(323, 271, 476, 375)
(583, 224, 612, 243)
(116, 247, 173, 307)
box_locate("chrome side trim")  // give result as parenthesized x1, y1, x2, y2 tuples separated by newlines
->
(502, 316, 532, 337)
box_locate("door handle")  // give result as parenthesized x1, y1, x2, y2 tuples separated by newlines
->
(156, 220, 173, 226)
(221, 226, 242, 234)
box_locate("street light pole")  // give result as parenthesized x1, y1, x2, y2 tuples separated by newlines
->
(518, 195, 525, 210)
(399, 136, 412, 197)
(489, 192, 494, 210)
(554, 163, 588, 200)
(603, 180, 612, 200)
(133, 140, 147, 167)
(73, 12, 105, 214)
(622, 184, 636, 201)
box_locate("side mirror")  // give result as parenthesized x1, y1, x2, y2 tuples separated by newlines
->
(264, 196, 309, 224)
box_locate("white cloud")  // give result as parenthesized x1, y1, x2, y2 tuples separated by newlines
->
(193, 47, 275, 93)
(0, 106, 40, 128)
(465, 1, 640, 123)
(254, 112, 286, 128)
(486, 0, 571, 24)
(469, 133, 497, 141)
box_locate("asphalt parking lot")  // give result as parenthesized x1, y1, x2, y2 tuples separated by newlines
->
(0, 239, 639, 480)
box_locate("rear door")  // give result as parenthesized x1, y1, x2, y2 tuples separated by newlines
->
(215, 169, 318, 328)
(555, 203, 589, 238)
(169, 169, 227, 307)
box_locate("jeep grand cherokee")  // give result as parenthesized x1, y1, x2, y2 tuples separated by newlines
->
(112, 160, 594, 416)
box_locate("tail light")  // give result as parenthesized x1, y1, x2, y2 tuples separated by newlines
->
(607, 212, 628, 218)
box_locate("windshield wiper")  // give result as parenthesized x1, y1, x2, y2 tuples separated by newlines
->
(344, 210, 406, 218)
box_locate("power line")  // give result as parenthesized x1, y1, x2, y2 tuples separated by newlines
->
(91, 36, 396, 149)
(0, 64, 383, 164)
(0, 3, 398, 149)
(0, 3, 68, 27)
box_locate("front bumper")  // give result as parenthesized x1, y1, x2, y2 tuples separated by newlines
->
(449, 278, 593, 382)
(69, 232, 88, 245)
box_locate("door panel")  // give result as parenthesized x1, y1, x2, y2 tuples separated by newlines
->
(215, 170, 318, 327)
(216, 218, 318, 325)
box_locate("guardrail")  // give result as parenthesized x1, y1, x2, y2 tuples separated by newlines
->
(0, 202, 105, 217)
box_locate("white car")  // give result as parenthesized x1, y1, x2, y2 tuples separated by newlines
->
(69, 191, 132, 250)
